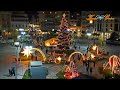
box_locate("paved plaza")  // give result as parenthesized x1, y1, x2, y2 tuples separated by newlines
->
(0, 38, 120, 79)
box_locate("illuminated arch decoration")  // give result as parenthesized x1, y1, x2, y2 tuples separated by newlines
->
(103, 55, 120, 74)
(31, 48, 46, 62)
(64, 61, 79, 79)
(67, 52, 85, 62)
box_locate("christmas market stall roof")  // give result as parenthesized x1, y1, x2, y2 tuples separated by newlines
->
(30, 66, 48, 79)
(30, 61, 43, 67)
(73, 73, 97, 79)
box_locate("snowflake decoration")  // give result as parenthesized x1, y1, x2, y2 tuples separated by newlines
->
(21, 47, 32, 57)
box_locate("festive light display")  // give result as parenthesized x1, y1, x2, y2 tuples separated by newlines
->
(21, 47, 46, 62)
(21, 47, 32, 57)
(64, 61, 79, 79)
(67, 52, 85, 62)
(57, 13, 71, 50)
(103, 55, 120, 74)
(92, 44, 99, 55)
(32, 48, 46, 62)
(86, 14, 115, 23)
(55, 56, 62, 64)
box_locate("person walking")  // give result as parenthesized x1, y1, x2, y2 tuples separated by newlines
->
(11, 67, 15, 76)
(35, 56, 37, 61)
(86, 66, 89, 74)
(46, 49, 48, 54)
(93, 61, 96, 67)
(9, 69, 12, 76)
(31, 54, 33, 61)
(90, 67, 92, 75)
(83, 61, 85, 66)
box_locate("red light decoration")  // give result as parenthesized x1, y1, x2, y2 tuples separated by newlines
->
(64, 61, 80, 79)
(103, 55, 120, 74)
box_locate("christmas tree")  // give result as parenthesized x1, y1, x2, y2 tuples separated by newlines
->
(57, 13, 71, 50)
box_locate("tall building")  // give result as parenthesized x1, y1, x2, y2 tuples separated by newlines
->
(81, 11, 114, 40)
(11, 11, 29, 32)
(0, 11, 11, 31)
(114, 17, 120, 33)
(81, 11, 113, 31)
(37, 11, 70, 31)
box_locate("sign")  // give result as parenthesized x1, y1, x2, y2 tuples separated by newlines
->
(86, 14, 115, 21)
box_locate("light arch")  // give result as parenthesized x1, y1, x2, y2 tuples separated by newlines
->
(67, 52, 85, 62)
(31, 48, 46, 62)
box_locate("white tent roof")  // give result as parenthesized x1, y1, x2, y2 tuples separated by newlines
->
(30, 61, 43, 67)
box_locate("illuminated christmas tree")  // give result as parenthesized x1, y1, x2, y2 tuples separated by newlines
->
(57, 13, 71, 50)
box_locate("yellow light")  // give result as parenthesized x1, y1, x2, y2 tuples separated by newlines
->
(21, 48, 32, 57)
(55, 56, 62, 64)
(92, 45, 97, 50)
(91, 53, 95, 59)
(57, 56, 61, 61)
(90, 20, 93, 24)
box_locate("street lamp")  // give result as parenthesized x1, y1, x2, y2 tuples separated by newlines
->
(86, 33, 92, 52)
(14, 41, 20, 79)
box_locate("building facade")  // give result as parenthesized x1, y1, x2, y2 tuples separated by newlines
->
(0, 11, 11, 31)
(114, 17, 120, 33)
(11, 11, 29, 32)
(81, 11, 114, 40)
(37, 11, 70, 32)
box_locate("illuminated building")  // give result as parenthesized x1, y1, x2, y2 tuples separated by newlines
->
(0, 11, 11, 33)
(37, 11, 70, 32)
(11, 11, 29, 32)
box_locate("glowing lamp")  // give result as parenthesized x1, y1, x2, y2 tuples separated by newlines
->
(87, 33, 92, 36)
(89, 20, 93, 24)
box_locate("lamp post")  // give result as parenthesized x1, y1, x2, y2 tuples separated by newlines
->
(87, 33, 92, 46)
(14, 41, 20, 79)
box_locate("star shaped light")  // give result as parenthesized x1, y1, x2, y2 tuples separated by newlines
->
(21, 47, 32, 57)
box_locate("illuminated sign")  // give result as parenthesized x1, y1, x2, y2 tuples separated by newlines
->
(86, 14, 115, 22)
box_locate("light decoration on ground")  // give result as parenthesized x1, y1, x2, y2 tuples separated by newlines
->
(90, 53, 95, 59)
(92, 44, 99, 54)
(67, 52, 85, 62)
(64, 61, 79, 79)
(21, 47, 32, 57)
(103, 55, 120, 74)
(55, 56, 62, 64)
